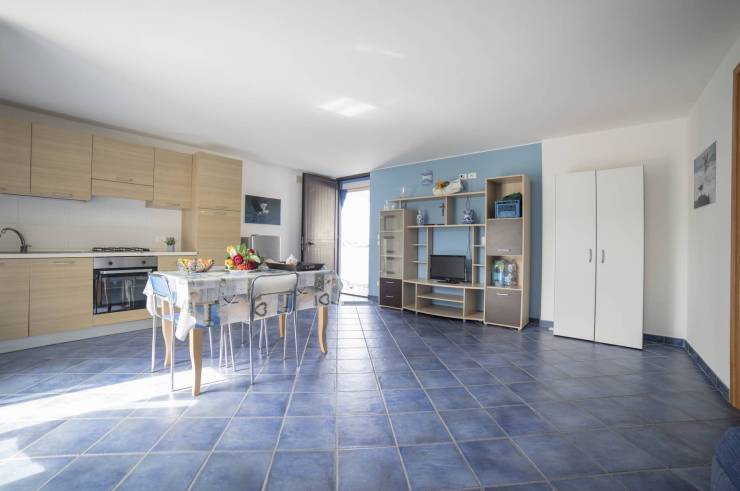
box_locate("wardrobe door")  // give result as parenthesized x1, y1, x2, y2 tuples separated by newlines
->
(595, 166, 644, 349)
(554, 171, 597, 341)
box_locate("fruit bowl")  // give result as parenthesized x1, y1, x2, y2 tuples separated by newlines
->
(176, 257, 214, 274)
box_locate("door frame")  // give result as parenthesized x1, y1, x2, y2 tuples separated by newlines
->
(731, 61, 740, 408)
(336, 173, 370, 298)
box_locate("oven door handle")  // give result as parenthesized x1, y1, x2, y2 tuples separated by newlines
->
(98, 268, 155, 275)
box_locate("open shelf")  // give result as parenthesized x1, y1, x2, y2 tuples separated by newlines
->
(390, 191, 485, 202)
(403, 279, 485, 290)
(465, 311, 484, 322)
(416, 292, 464, 304)
(416, 304, 464, 319)
(403, 303, 417, 311)
(408, 224, 485, 229)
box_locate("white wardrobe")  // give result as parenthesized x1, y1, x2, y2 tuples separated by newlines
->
(554, 165, 644, 349)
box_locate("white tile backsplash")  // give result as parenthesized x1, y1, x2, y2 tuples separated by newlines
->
(0, 194, 181, 252)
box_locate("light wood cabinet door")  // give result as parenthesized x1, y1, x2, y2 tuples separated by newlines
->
(197, 209, 241, 261)
(149, 148, 192, 209)
(157, 255, 195, 271)
(194, 153, 242, 211)
(0, 116, 31, 195)
(31, 124, 92, 201)
(0, 259, 30, 341)
(29, 257, 93, 336)
(92, 136, 154, 186)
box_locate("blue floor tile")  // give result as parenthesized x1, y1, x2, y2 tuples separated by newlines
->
(619, 425, 708, 467)
(513, 434, 604, 479)
(337, 373, 378, 391)
(288, 392, 336, 416)
(154, 418, 228, 451)
(391, 411, 451, 445)
(118, 452, 207, 491)
(488, 405, 556, 436)
(279, 416, 336, 450)
(337, 390, 385, 414)
(426, 387, 480, 410)
(339, 447, 407, 490)
(338, 415, 394, 447)
(0, 457, 73, 491)
(400, 443, 479, 490)
(217, 417, 283, 450)
(469, 384, 524, 407)
(0, 420, 66, 459)
(551, 475, 624, 490)
(191, 451, 271, 491)
(459, 439, 542, 487)
(236, 392, 290, 417)
(183, 392, 245, 417)
(377, 371, 420, 389)
(439, 409, 505, 441)
(613, 469, 697, 491)
(267, 451, 335, 490)
(452, 368, 499, 386)
(529, 401, 604, 431)
(41, 454, 140, 491)
(88, 417, 175, 454)
(24, 419, 120, 457)
(383, 388, 434, 413)
(564, 428, 664, 473)
(415, 369, 462, 388)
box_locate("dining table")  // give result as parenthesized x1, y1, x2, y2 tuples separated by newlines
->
(143, 268, 341, 396)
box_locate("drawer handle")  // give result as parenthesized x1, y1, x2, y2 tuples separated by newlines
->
(211, 206, 227, 210)
(495, 292, 510, 296)
(165, 202, 181, 207)
(497, 248, 511, 252)
(52, 192, 73, 198)
(115, 176, 134, 183)
(385, 295, 395, 298)
(52, 261, 75, 265)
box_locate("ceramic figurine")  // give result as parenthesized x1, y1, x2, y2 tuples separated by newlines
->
(503, 261, 518, 287)
(416, 209, 425, 225)
(462, 208, 474, 224)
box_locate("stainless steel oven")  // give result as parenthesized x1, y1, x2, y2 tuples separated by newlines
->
(93, 256, 157, 314)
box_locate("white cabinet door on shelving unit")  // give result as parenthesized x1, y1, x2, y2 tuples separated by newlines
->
(554, 170, 596, 342)
(594, 166, 644, 349)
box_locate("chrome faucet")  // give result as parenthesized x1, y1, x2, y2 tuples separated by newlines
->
(0, 227, 29, 253)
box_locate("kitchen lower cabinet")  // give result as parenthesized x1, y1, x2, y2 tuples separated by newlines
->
(29, 258, 93, 336)
(0, 259, 30, 341)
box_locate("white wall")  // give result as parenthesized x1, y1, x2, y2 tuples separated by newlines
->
(541, 118, 689, 340)
(241, 160, 303, 260)
(686, 35, 740, 386)
(0, 104, 302, 257)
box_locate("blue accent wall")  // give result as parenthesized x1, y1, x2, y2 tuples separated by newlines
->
(369, 143, 542, 318)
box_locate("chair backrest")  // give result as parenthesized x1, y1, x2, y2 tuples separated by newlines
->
(149, 272, 174, 302)
(250, 272, 298, 320)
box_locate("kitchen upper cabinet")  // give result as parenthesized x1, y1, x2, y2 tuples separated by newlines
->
(147, 148, 193, 209)
(193, 152, 242, 211)
(157, 254, 196, 272)
(0, 116, 31, 196)
(31, 124, 92, 201)
(29, 257, 93, 336)
(0, 259, 30, 341)
(92, 136, 154, 186)
(194, 208, 241, 261)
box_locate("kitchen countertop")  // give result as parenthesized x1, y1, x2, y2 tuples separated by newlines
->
(0, 251, 198, 259)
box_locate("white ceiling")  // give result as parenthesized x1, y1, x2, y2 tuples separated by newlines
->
(2, 1, 740, 177)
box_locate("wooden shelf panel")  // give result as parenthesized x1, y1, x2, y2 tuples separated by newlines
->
(408, 224, 484, 229)
(486, 285, 522, 291)
(390, 191, 485, 202)
(416, 304, 464, 319)
(403, 279, 484, 290)
(416, 292, 464, 304)
(465, 311, 484, 321)
(403, 303, 417, 311)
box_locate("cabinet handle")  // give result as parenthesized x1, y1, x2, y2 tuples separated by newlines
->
(385, 295, 395, 298)
(52, 261, 75, 265)
(115, 176, 134, 183)
(52, 192, 73, 198)
(588, 249, 593, 263)
(496, 292, 510, 296)
(164, 202, 181, 207)
(497, 248, 510, 252)
(601, 250, 605, 263)
(211, 206, 227, 210)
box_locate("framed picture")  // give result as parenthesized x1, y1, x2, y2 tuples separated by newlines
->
(693, 141, 717, 209)
(421, 170, 433, 186)
(245, 195, 281, 225)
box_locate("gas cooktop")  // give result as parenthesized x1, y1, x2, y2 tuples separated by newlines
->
(91, 247, 151, 252)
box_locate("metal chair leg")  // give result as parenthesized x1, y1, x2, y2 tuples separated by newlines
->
(228, 324, 236, 371)
(241, 322, 244, 345)
(248, 322, 254, 384)
(293, 312, 299, 365)
(283, 318, 287, 360)
(170, 306, 176, 392)
(263, 320, 269, 356)
(258, 322, 263, 353)
(150, 315, 156, 373)
(208, 326, 214, 358)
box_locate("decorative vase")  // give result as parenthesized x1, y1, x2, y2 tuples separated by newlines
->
(167, 244, 175, 252)
(416, 209, 425, 225)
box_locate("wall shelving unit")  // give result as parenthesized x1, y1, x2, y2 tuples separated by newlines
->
(377, 175, 530, 329)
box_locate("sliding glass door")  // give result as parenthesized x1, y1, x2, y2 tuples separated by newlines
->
(338, 177, 370, 297)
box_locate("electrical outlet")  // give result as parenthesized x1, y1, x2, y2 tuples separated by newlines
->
(467, 172, 477, 179)
(458, 173, 467, 180)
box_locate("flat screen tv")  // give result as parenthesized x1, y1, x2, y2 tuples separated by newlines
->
(430, 255, 466, 283)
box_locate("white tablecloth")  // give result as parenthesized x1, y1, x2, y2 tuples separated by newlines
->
(144, 269, 341, 341)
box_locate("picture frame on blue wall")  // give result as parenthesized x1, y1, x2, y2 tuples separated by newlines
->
(421, 170, 433, 186)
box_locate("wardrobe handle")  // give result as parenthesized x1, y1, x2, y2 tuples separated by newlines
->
(588, 249, 593, 263)
(601, 250, 605, 263)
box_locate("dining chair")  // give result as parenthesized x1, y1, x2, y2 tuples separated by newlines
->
(247, 272, 300, 383)
(216, 278, 247, 371)
(148, 272, 209, 391)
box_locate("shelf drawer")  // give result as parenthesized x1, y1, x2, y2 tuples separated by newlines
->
(485, 288, 522, 327)
(379, 278, 402, 308)
(486, 218, 522, 255)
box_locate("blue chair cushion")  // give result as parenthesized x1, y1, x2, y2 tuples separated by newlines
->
(713, 427, 740, 490)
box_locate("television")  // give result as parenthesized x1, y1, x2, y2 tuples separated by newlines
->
(430, 255, 466, 283)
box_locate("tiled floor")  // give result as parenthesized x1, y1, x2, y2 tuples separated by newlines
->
(0, 304, 738, 490)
